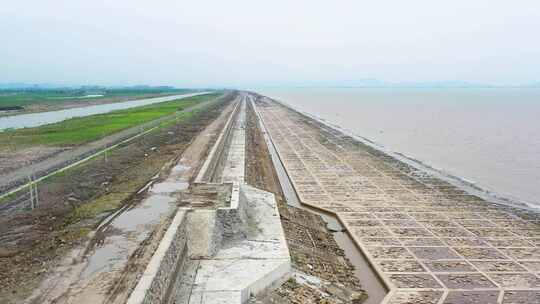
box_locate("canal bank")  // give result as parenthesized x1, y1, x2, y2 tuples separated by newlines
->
(0, 92, 211, 130)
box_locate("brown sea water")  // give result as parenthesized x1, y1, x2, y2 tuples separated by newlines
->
(257, 88, 540, 208)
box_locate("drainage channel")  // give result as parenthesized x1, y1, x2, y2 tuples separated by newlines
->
(251, 98, 388, 304)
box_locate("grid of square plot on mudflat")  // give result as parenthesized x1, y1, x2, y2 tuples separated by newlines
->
(257, 100, 540, 304)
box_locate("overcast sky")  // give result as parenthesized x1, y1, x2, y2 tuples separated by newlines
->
(1, 1, 539, 87)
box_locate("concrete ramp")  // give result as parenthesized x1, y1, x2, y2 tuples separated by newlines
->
(189, 185, 290, 304)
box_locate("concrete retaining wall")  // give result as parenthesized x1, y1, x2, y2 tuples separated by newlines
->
(218, 184, 249, 239)
(187, 184, 249, 258)
(126, 210, 189, 304)
(195, 101, 240, 183)
(187, 209, 222, 258)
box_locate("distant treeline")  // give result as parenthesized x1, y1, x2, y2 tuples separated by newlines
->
(0, 86, 192, 95)
(0, 106, 24, 111)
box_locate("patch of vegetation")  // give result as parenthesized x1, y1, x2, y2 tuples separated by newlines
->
(65, 178, 142, 225)
(0, 86, 195, 107)
(0, 106, 23, 111)
(0, 93, 220, 149)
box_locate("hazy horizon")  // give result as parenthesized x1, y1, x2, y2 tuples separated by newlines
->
(2, 1, 540, 87)
(2, 79, 540, 90)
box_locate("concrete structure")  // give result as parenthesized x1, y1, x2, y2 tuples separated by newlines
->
(126, 210, 189, 304)
(188, 94, 290, 304)
(189, 184, 290, 304)
(127, 94, 291, 304)
(255, 96, 540, 304)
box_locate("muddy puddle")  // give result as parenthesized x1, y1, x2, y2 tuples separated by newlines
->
(57, 163, 191, 302)
(255, 102, 388, 304)
(83, 195, 175, 279)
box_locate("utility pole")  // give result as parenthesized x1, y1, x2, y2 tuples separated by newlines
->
(32, 173, 39, 208)
(28, 175, 34, 210)
(102, 131, 108, 163)
(140, 125, 145, 145)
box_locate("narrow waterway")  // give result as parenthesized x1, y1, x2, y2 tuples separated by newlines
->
(252, 99, 388, 304)
(0, 92, 210, 130)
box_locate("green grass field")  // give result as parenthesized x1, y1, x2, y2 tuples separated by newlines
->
(0, 88, 193, 108)
(0, 93, 220, 149)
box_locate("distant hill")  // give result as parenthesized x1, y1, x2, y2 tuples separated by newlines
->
(334, 80, 495, 88)
(389, 80, 494, 88)
(257, 79, 500, 89)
